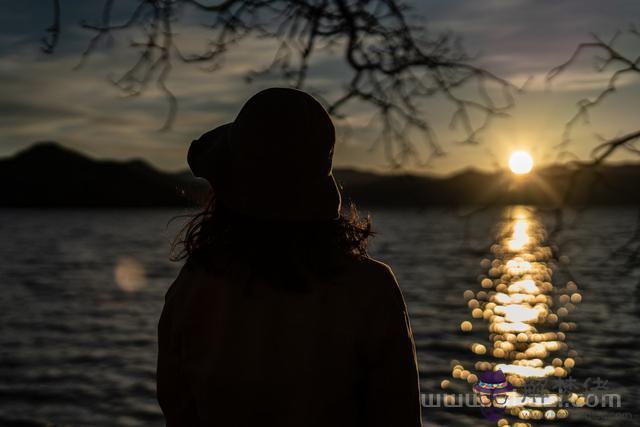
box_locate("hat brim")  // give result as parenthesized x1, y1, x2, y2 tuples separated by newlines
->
(189, 115, 342, 220)
(187, 123, 233, 183)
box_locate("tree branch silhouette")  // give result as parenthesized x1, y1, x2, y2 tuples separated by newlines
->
(41, 0, 61, 54)
(546, 27, 640, 260)
(44, 0, 519, 166)
(546, 29, 640, 159)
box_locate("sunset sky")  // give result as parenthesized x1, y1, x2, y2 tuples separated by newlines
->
(1, 0, 639, 174)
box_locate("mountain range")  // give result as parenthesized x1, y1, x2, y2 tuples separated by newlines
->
(1, 142, 638, 207)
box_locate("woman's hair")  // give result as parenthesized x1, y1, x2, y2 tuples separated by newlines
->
(171, 191, 373, 286)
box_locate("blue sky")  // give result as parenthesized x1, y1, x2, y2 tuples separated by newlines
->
(1, 0, 639, 174)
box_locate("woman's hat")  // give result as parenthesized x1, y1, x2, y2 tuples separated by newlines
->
(473, 370, 514, 394)
(188, 87, 341, 221)
(187, 123, 233, 186)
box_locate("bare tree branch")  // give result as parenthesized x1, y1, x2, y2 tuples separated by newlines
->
(546, 27, 640, 262)
(45, 0, 518, 165)
(547, 30, 640, 155)
(41, 0, 61, 54)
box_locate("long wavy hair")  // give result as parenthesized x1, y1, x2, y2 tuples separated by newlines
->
(171, 190, 373, 286)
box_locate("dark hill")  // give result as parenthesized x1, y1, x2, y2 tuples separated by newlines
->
(1, 142, 639, 207)
(339, 165, 640, 207)
(0, 142, 207, 207)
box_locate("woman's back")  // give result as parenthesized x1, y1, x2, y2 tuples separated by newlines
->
(158, 255, 422, 427)
(158, 88, 422, 426)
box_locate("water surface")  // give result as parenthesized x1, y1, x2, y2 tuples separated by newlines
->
(0, 207, 638, 426)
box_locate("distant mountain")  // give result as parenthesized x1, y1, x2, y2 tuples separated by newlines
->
(0, 142, 207, 207)
(1, 142, 639, 207)
(339, 164, 640, 207)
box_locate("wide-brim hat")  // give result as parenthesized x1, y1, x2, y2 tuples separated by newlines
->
(473, 370, 514, 394)
(188, 87, 341, 221)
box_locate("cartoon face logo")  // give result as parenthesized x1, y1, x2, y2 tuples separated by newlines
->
(473, 370, 513, 422)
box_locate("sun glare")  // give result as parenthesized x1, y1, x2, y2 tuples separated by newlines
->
(509, 150, 534, 175)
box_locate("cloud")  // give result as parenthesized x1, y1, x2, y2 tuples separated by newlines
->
(422, 0, 640, 81)
(0, 36, 375, 170)
(1, 1, 639, 173)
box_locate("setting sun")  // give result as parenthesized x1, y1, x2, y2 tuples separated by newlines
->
(508, 150, 534, 175)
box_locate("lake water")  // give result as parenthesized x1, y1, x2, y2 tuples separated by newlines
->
(1, 207, 639, 426)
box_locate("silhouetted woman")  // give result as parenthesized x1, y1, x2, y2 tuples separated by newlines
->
(157, 88, 422, 427)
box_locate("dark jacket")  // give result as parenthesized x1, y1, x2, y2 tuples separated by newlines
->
(157, 256, 422, 426)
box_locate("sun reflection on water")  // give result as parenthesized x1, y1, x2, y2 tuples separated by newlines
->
(449, 206, 584, 425)
(508, 219, 530, 251)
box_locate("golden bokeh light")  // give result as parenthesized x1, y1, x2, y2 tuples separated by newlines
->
(444, 206, 586, 421)
(114, 256, 147, 293)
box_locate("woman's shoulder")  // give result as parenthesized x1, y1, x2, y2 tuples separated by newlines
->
(345, 256, 397, 282)
(163, 256, 221, 303)
(341, 256, 405, 304)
